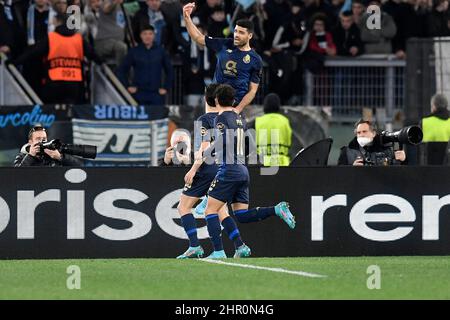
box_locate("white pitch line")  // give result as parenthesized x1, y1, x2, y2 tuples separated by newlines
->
(199, 259, 327, 278)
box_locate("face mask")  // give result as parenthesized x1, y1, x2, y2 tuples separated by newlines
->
(357, 137, 373, 147)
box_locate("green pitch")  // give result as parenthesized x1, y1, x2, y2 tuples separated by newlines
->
(0, 256, 449, 299)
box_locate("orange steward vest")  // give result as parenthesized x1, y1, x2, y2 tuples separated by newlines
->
(47, 32, 83, 82)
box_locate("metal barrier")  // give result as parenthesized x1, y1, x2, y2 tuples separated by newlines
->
(305, 55, 406, 123)
(0, 53, 43, 105)
(90, 63, 138, 106)
(166, 56, 405, 123)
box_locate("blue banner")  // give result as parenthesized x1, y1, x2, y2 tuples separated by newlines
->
(71, 105, 169, 166)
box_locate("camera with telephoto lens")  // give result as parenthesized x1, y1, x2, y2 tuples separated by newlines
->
(38, 139, 97, 159)
(175, 141, 188, 155)
(380, 125, 423, 145)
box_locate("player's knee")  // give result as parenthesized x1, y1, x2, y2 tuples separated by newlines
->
(177, 201, 189, 214)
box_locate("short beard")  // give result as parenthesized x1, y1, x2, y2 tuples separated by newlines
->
(234, 40, 247, 48)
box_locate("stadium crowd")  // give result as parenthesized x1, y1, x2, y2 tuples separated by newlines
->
(1, 0, 450, 105)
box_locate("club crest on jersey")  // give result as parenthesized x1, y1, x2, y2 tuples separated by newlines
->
(227, 49, 233, 53)
(224, 60, 238, 76)
(243, 54, 251, 64)
(200, 126, 207, 137)
(216, 122, 225, 131)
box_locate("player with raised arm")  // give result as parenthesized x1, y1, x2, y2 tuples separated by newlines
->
(182, 2, 262, 114)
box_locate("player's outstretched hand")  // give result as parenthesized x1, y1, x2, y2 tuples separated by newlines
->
(183, 2, 195, 18)
(184, 169, 196, 185)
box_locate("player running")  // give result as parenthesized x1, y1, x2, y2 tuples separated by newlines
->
(176, 84, 249, 259)
(195, 84, 296, 259)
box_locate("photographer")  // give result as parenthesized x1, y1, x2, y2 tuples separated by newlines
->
(159, 129, 192, 166)
(338, 120, 407, 166)
(14, 125, 84, 167)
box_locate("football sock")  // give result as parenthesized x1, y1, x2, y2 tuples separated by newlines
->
(234, 207, 275, 223)
(180, 214, 199, 247)
(221, 216, 244, 249)
(205, 213, 223, 251)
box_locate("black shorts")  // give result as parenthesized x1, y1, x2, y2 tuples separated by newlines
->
(207, 178, 249, 204)
(182, 172, 216, 198)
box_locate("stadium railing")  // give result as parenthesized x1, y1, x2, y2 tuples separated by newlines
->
(166, 55, 406, 123)
(305, 54, 406, 123)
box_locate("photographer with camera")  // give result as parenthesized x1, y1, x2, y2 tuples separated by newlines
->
(159, 129, 192, 166)
(14, 125, 84, 167)
(338, 120, 407, 166)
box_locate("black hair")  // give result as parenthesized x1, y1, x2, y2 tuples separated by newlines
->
(211, 4, 225, 14)
(140, 23, 155, 33)
(28, 125, 46, 140)
(263, 93, 281, 114)
(205, 83, 220, 107)
(341, 10, 353, 17)
(215, 84, 235, 107)
(235, 19, 254, 33)
(354, 119, 378, 133)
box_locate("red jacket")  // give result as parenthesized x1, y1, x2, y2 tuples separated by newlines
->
(308, 32, 336, 55)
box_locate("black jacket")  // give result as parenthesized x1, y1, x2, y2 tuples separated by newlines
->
(332, 23, 363, 56)
(14, 143, 84, 167)
(338, 135, 404, 166)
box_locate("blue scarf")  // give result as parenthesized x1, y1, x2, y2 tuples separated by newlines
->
(27, 2, 54, 45)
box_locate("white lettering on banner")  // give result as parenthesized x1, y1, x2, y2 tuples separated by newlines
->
(0, 169, 449, 242)
(66, 169, 87, 239)
(312, 194, 449, 242)
(0, 197, 10, 234)
(92, 189, 152, 241)
(17, 190, 61, 239)
(155, 189, 209, 240)
(349, 195, 415, 241)
(422, 195, 450, 240)
(311, 195, 347, 241)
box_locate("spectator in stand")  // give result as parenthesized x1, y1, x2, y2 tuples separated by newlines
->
(383, 0, 424, 59)
(359, 0, 397, 54)
(300, 0, 338, 31)
(84, 0, 102, 45)
(330, 0, 346, 17)
(184, 22, 213, 107)
(117, 24, 174, 106)
(308, 13, 336, 57)
(159, 0, 191, 56)
(95, 0, 127, 70)
(132, 0, 168, 47)
(23, 0, 51, 97)
(332, 10, 363, 56)
(351, 0, 365, 26)
(0, 0, 27, 58)
(427, 0, 450, 36)
(332, 10, 362, 107)
(26, 0, 50, 46)
(195, 0, 223, 26)
(206, 4, 228, 38)
(269, 0, 308, 103)
(0, 1, 14, 56)
(263, 0, 291, 52)
(412, 0, 432, 38)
